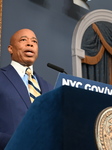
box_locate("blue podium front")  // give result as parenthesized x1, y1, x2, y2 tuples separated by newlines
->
(5, 86, 112, 150)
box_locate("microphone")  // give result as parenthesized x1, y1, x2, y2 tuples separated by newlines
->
(47, 63, 67, 74)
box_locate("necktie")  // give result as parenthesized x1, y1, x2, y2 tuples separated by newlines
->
(25, 68, 41, 103)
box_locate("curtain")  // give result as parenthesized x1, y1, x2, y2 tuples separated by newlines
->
(81, 21, 112, 84)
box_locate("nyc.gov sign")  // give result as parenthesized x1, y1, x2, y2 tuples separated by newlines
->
(54, 73, 112, 96)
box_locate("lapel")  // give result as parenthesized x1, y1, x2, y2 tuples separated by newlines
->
(2, 65, 31, 108)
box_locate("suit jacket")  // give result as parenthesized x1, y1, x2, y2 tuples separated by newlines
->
(0, 65, 53, 150)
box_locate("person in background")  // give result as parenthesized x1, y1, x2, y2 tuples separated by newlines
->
(0, 28, 53, 150)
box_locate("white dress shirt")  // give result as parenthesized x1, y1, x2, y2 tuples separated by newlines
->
(11, 61, 38, 91)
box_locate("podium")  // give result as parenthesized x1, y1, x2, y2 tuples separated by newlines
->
(5, 85, 112, 150)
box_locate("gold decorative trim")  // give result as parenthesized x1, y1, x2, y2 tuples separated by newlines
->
(0, 0, 2, 56)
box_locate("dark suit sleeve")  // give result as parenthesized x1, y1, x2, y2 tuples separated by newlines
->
(0, 132, 11, 150)
(0, 65, 31, 150)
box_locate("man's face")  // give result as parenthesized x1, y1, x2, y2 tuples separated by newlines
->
(8, 29, 38, 66)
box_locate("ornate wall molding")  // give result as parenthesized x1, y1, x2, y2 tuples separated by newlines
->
(0, 0, 2, 56)
(71, 9, 112, 77)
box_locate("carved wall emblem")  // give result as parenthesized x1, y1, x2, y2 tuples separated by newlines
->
(95, 107, 112, 150)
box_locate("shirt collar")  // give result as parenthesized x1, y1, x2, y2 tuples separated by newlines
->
(11, 60, 33, 78)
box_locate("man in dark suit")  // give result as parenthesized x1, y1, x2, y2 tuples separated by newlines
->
(0, 28, 53, 150)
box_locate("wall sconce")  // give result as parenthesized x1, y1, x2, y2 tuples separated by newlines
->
(73, 0, 90, 10)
